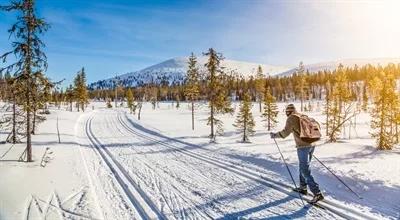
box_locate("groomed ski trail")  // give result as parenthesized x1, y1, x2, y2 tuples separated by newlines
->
(82, 113, 167, 220)
(115, 110, 383, 220)
(83, 109, 343, 219)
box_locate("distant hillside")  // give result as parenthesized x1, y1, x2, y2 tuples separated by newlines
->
(278, 58, 400, 77)
(88, 57, 290, 89)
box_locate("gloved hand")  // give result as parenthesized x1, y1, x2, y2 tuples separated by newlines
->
(270, 132, 279, 139)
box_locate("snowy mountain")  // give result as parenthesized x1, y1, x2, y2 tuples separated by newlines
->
(88, 57, 290, 89)
(277, 58, 400, 77)
(89, 57, 400, 89)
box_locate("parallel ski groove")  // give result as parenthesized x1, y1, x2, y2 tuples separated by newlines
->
(85, 115, 167, 220)
(118, 112, 381, 220)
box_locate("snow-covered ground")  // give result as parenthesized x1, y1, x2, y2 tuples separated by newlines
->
(0, 101, 399, 219)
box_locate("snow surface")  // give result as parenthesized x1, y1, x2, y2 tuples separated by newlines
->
(0, 101, 399, 219)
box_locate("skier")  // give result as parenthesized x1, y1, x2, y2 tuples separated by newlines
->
(270, 104, 324, 204)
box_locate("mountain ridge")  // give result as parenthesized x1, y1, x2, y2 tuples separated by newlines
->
(89, 56, 290, 89)
(88, 57, 400, 89)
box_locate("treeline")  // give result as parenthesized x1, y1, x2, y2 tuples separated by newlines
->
(88, 51, 400, 149)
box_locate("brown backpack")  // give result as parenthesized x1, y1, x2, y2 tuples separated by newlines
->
(293, 113, 321, 143)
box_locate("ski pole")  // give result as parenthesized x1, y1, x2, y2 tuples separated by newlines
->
(273, 138, 306, 206)
(312, 155, 362, 199)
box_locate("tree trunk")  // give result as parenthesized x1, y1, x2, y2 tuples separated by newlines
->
(138, 104, 142, 120)
(325, 89, 329, 136)
(32, 108, 36, 135)
(210, 103, 214, 139)
(26, 79, 32, 162)
(191, 101, 194, 130)
(12, 95, 16, 144)
(301, 92, 304, 111)
(243, 120, 247, 142)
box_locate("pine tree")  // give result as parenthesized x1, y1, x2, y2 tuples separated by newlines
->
(295, 62, 308, 111)
(362, 82, 368, 111)
(73, 68, 89, 112)
(126, 88, 136, 114)
(184, 53, 200, 130)
(326, 89, 340, 141)
(137, 101, 143, 120)
(261, 87, 278, 131)
(323, 81, 331, 136)
(254, 65, 265, 112)
(31, 72, 51, 134)
(204, 48, 233, 142)
(0, 0, 50, 162)
(234, 92, 255, 142)
(370, 72, 398, 150)
(0, 77, 25, 143)
(326, 67, 357, 142)
(65, 85, 74, 111)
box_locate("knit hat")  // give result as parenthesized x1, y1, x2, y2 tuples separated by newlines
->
(285, 104, 296, 114)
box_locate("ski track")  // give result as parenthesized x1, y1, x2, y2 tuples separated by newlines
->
(85, 109, 340, 219)
(116, 110, 383, 220)
(85, 115, 167, 220)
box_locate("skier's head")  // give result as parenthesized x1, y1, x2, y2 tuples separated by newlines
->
(285, 104, 296, 117)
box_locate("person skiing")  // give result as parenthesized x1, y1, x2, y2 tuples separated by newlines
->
(270, 104, 324, 204)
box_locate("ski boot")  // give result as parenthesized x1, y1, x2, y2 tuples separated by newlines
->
(309, 192, 324, 204)
(292, 187, 308, 195)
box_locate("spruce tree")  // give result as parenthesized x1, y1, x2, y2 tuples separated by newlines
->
(261, 87, 278, 131)
(126, 88, 135, 114)
(184, 53, 200, 130)
(0, 0, 49, 162)
(370, 72, 398, 150)
(254, 65, 265, 112)
(65, 85, 74, 111)
(234, 92, 255, 142)
(204, 48, 233, 142)
(73, 68, 89, 112)
(326, 67, 356, 142)
(31, 72, 51, 134)
(362, 82, 368, 112)
(295, 63, 308, 111)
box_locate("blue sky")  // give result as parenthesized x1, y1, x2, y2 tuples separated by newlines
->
(1, 0, 400, 85)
